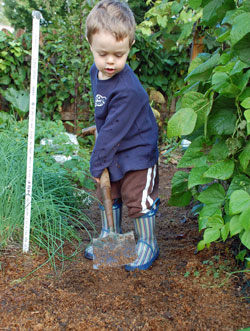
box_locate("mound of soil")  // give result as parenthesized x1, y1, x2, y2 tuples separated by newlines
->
(0, 164, 249, 330)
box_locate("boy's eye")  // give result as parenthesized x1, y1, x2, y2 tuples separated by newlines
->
(97, 52, 124, 57)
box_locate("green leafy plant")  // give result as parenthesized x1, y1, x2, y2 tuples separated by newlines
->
(3, 0, 75, 31)
(203, 255, 231, 279)
(167, 0, 250, 260)
(0, 31, 31, 117)
(37, 6, 94, 130)
(0, 125, 95, 270)
(136, 0, 203, 97)
(2, 87, 29, 119)
(8, 118, 95, 189)
(0, 1, 94, 132)
(129, 31, 174, 94)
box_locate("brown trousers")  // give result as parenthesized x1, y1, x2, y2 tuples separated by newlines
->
(97, 164, 159, 218)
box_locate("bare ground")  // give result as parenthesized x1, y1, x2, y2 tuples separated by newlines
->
(0, 163, 250, 330)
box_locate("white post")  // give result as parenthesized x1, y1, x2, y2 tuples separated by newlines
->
(23, 11, 42, 253)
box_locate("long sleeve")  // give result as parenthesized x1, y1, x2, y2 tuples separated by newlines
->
(90, 88, 146, 178)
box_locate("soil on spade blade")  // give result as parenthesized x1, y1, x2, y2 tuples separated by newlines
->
(0, 163, 250, 330)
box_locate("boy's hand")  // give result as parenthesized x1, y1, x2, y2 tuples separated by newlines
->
(93, 177, 100, 184)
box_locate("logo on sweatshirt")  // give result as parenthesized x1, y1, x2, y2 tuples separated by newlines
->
(95, 94, 107, 107)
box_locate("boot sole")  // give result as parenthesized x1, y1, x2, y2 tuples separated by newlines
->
(125, 248, 160, 271)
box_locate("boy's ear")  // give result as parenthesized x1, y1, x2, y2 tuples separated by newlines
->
(129, 40, 135, 49)
(86, 37, 92, 50)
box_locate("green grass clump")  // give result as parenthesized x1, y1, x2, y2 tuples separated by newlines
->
(0, 130, 94, 270)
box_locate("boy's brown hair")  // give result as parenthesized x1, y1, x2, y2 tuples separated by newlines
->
(86, 0, 136, 47)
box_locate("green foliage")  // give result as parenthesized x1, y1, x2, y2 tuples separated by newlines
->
(0, 31, 30, 94)
(3, 0, 32, 31)
(128, 31, 186, 96)
(128, 0, 152, 24)
(3, 87, 29, 119)
(9, 118, 94, 189)
(168, 108, 197, 138)
(167, 0, 250, 259)
(136, 0, 193, 96)
(0, 1, 93, 127)
(184, 254, 233, 287)
(3, 0, 72, 31)
(0, 126, 94, 267)
(37, 16, 93, 123)
(0, 2, 10, 25)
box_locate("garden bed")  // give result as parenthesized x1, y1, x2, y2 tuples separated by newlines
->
(0, 163, 249, 330)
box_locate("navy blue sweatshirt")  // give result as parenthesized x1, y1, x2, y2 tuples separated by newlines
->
(90, 63, 158, 182)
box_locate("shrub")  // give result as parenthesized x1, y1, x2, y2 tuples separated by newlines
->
(167, 0, 250, 261)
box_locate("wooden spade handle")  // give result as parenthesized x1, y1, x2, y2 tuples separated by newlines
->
(100, 168, 114, 231)
(81, 127, 113, 230)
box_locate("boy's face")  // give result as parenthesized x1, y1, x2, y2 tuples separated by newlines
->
(90, 30, 131, 80)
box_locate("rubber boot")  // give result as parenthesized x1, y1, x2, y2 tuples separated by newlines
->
(84, 200, 122, 260)
(125, 199, 160, 271)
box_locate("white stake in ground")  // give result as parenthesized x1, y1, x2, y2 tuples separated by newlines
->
(23, 11, 42, 253)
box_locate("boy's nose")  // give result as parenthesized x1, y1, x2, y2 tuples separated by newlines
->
(106, 55, 114, 64)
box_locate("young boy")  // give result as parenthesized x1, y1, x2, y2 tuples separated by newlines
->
(84, 0, 160, 271)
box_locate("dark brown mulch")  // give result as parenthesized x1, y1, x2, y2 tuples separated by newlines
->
(0, 163, 249, 330)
